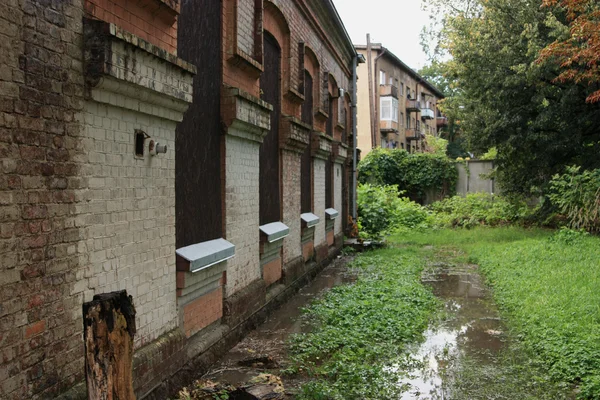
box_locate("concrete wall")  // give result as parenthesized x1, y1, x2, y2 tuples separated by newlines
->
(456, 160, 497, 196)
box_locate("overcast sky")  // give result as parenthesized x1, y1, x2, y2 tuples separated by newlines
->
(333, 0, 431, 71)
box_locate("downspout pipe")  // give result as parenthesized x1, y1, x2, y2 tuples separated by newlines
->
(373, 47, 387, 148)
(352, 54, 358, 220)
(352, 53, 366, 221)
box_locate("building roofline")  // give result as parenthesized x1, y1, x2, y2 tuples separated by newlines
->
(324, 0, 358, 57)
(355, 44, 444, 99)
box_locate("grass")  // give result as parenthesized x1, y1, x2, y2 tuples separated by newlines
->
(394, 227, 600, 398)
(287, 247, 438, 399)
(289, 226, 600, 398)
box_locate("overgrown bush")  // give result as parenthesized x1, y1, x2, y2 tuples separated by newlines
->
(548, 166, 600, 233)
(428, 192, 530, 228)
(356, 184, 428, 239)
(358, 148, 457, 203)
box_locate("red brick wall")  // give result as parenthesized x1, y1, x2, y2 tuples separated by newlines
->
(84, 0, 179, 54)
(302, 241, 314, 261)
(262, 258, 282, 286)
(183, 288, 223, 338)
(222, 0, 353, 116)
(327, 230, 334, 246)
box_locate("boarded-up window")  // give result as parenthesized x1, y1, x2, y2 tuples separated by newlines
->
(326, 94, 334, 136)
(325, 159, 332, 209)
(341, 106, 347, 144)
(301, 70, 313, 213)
(176, 0, 222, 247)
(259, 33, 281, 225)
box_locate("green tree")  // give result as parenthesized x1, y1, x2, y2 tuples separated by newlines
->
(418, 61, 469, 159)
(423, 0, 600, 196)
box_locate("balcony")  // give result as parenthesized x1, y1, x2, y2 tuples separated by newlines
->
(405, 128, 424, 140)
(421, 108, 435, 120)
(379, 84, 398, 98)
(406, 99, 421, 112)
(436, 116, 449, 127)
(380, 120, 399, 133)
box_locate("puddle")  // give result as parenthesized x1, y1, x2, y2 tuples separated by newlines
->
(202, 257, 356, 391)
(398, 268, 507, 399)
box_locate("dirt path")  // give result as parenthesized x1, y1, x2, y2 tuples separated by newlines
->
(198, 256, 356, 398)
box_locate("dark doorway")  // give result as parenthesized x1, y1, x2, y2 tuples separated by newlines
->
(259, 32, 282, 225)
(341, 106, 347, 143)
(326, 94, 334, 137)
(325, 159, 332, 209)
(301, 70, 313, 213)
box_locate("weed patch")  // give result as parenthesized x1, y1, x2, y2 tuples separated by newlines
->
(287, 248, 438, 399)
(395, 227, 600, 399)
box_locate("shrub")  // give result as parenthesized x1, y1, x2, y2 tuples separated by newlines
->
(479, 147, 497, 160)
(357, 148, 457, 203)
(424, 134, 449, 156)
(356, 184, 429, 238)
(548, 166, 600, 233)
(428, 192, 530, 228)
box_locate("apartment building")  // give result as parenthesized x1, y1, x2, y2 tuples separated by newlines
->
(355, 44, 446, 154)
(0, 0, 356, 398)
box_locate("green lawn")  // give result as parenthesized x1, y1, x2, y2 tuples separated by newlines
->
(392, 227, 600, 398)
(290, 227, 600, 398)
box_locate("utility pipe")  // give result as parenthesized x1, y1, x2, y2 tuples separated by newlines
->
(352, 54, 358, 220)
(373, 46, 387, 148)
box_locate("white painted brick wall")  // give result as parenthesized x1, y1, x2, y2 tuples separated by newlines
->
(313, 158, 326, 246)
(224, 135, 261, 296)
(79, 100, 178, 349)
(237, 0, 255, 56)
(282, 151, 302, 263)
(334, 162, 343, 235)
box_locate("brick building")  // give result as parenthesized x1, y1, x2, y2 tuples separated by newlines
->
(355, 43, 446, 155)
(0, 0, 356, 398)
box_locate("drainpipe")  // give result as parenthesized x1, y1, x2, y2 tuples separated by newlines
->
(352, 54, 358, 221)
(373, 47, 387, 148)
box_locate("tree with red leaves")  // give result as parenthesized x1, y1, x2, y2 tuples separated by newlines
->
(539, 0, 600, 103)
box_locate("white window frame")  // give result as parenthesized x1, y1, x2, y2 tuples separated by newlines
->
(380, 70, 386, 85)
(380, 97, 398, 122)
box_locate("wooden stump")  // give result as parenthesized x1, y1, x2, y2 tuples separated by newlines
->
(83, 290, 137, 400)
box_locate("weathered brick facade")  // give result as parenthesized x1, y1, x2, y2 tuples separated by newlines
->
(0, 0, 87, 397)
(0, 0, 355, 398)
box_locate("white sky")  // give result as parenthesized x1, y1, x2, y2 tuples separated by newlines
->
(333, 0, 431, 70)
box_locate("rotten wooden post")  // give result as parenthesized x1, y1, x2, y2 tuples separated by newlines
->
(83, 290, 137, 400)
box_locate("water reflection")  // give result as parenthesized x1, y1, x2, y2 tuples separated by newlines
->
(397, 272, 506, 399)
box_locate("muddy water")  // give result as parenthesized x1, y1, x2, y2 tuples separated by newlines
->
(202, 257, 355, 391)
(398, 264, 507, 399)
